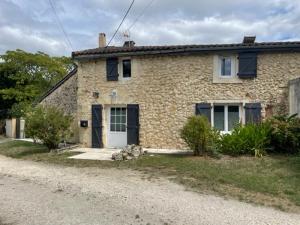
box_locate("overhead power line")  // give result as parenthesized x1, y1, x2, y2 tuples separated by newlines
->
(115, 32, 124, 44)
(48, 0, 73, 50)
(126, 0, 155, 32)
(106, 0, 135, 47)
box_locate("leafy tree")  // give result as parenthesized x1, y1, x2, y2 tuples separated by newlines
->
(0, 62, 16, 119)
(0, 49, 73, 117)
(10, 102, 33, 118)
(25, 106, 73, 150)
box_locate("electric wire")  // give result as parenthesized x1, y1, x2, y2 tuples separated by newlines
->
(106, 0, 135, 47)
(126, 0, 155, 32)
(48, 0, 73, 50)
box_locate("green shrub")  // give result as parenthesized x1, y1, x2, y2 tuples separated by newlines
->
(218, 123, 271, 156)
(267, 114, 300, 154)
(180, 115, 219, 156)
(25, 106, 73, 150)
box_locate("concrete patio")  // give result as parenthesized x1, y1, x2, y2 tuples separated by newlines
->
(69, 148, 121, 161)
(69, 147, 191, 161)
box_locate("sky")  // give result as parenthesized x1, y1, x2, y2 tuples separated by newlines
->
(0, 0, 300, 56)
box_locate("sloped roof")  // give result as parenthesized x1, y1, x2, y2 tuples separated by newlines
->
(38, 66, 77, 103)
(72, 41, 300, 59)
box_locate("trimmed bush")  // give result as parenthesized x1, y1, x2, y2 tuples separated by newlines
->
(25, 106, 73, 150)
(267, 114, 300, 154)
(218, 123, 271, 156)
(180, 115, 219, 156)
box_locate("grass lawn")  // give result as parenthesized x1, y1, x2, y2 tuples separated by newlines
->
(0, 140, 299, 212)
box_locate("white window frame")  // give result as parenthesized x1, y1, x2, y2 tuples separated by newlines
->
(109, 107, 127, 133)
(118, 57, 132, 80)
(211, 104, 243, 133)
(218, 55, 236, 78)
(213, 54, 241, 83)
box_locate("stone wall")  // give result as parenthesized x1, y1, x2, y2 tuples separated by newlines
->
(40, 74, 78, 115)
(40, 73, 79, 142)
(76, 52, 300, 149)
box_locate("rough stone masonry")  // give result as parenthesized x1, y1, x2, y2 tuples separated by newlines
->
(41, 52, 300, 149)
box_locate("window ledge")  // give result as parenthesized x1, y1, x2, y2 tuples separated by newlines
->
(220, 131, 232, 135)
(212, 76, 242, 84)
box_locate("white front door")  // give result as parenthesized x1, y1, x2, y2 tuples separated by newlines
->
(107, 107, 127, 148)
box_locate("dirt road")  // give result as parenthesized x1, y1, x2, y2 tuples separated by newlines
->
(0, 155, 299, 225)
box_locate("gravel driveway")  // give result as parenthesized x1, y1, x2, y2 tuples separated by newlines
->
(0, 155, 299, 225)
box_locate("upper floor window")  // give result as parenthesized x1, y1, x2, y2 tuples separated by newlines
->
(220, 57, 231, 76)
(213, 54, 239, 83)
(122, 59, 131, 78)
(106, 58, 132, 81)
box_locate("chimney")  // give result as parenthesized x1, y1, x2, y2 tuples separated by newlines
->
(123, 40, 135, 47)
(243, 36, 256, 44)
(99, 33, 106, 47)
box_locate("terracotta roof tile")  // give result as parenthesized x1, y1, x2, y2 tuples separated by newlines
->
(72, 41, 300, 58)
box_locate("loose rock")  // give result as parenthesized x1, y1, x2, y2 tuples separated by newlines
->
(111, 145, 144, 161)
(112, 152, 123, 161)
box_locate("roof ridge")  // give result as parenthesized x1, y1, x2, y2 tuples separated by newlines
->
(72, 41, 300, 58)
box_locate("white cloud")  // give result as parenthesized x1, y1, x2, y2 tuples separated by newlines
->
(0, 0, 300, 56)
(0, 26, 68, 55)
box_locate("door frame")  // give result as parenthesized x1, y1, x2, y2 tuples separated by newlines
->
(106, 105, 128, 148)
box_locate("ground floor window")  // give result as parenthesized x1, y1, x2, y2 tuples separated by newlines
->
(212, 105, 241, 132)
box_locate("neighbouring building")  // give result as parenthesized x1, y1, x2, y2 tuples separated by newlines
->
(289, 77, 300, 116)
(40, 34, 300, 149)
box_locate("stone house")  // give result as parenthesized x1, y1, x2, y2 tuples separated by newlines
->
(40, 34, 300, 149)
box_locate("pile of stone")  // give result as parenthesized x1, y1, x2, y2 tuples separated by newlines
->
(112, 145, 145, 161)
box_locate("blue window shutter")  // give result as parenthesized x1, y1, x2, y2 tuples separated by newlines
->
(106, 58, 118, 81)
(238, 52, 257, 78)
(245, 103, 261, 124)
(127, 104, 139, 145)
(195, 103, 211, 122)
(92, 105, 103, 148)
